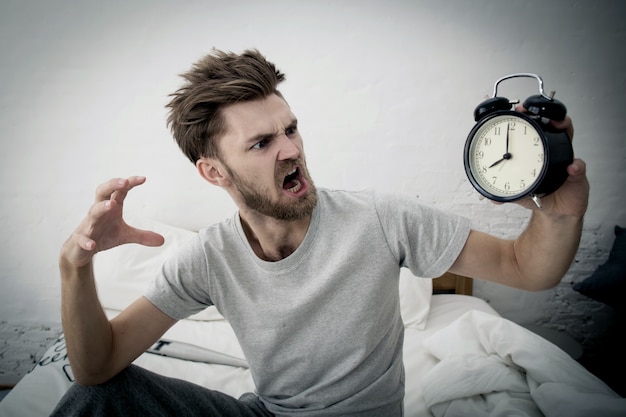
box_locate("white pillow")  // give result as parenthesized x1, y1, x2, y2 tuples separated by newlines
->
(94, 215, 433, 327)
(93, 214, 224, 321)
(398, 268, 433, 329)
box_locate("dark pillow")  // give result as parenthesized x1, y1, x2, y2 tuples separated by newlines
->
(574, 225, 626, 310)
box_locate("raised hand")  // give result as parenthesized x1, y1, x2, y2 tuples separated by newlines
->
(61, 176, 165, 268)
(518, 157, 589, 218)
(512, 109, 588, 218)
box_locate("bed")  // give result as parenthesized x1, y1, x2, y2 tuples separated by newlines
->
(1, 216, 625, 417)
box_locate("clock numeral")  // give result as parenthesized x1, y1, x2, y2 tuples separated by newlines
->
(509, 121, 516, 131)
(531, 168, 537, 178)
(483, 137, 492, 146)
(538, 153, 544, 163)
(477, 151, 484, 159)
(533, 137, 540, 146)
(504, 182, 511, 191)
(523, 126, 528, 134)
(520, 180, 526, 189)
(480, 166, 487, 174)
(494, 127, 501, 135)
(492, 176, 497, 185)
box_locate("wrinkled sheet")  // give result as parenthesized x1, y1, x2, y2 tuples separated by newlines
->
(421, 310, 626, 417)
(6, 296, 622, 417)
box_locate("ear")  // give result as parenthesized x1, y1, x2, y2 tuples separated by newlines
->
(196, 157, 231, 187)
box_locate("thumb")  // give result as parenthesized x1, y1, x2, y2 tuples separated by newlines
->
(127, 228, 165, 247)
(566, 159, 587, 182)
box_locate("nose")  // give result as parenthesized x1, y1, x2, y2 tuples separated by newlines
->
(276, 134, 300, 161)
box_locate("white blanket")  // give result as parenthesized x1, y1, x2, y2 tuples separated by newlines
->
(421, 310, 626, 417)
(2, 297, 622, 417)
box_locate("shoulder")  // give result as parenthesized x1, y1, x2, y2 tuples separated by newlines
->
(197, 215, 237, 239)
(318, 188, 377, 208)
(318, 188, 448, 218)
(315, 189, 381, 223)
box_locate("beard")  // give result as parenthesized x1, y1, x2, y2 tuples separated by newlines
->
(225, 159, 318, 221)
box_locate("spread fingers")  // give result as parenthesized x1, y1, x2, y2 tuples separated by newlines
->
(95, 176, 147, 204)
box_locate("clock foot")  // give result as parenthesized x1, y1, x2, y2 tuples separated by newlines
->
(531, 194, 542, 209)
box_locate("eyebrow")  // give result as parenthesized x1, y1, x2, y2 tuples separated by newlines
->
(245, 118, 298, 145)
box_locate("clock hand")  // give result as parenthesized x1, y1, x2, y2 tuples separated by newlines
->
(488, 157, 505, 168)
(488, 153, 513, 168)
(489, 123, 512, 168)
(505, 122, 510, 154)
(488, 153, 512, 168)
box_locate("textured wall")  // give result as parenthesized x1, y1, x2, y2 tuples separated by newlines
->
(1, 0, 624, 385)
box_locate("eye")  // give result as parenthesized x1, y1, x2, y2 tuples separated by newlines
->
(285, 125, 298, 137)
(251, 139, 270, 150)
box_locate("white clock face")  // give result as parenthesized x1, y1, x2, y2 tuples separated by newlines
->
(467, 114, 546, 199)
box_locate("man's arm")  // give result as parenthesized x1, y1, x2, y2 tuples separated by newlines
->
(450, 116, 589, 291)
(60, 176, 175, 385)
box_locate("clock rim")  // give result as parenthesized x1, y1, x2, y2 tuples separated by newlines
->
(463, 110, 550, 202)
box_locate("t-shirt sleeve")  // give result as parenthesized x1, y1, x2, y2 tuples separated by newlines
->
(143, 235, 214, 320)
(373, 191, 471, 278)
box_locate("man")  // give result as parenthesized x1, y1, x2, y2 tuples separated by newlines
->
(52, 49, 588, 416)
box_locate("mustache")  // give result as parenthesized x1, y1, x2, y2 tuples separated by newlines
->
(277, 159, 306, 177)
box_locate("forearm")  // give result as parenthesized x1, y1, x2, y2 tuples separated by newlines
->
(57, 177, 167, 384)
(512, 209, 583, 290)
(60, 255, 114, 384)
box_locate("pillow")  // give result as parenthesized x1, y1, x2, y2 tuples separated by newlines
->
(94, 215, 434, 326)
(93, 213, 225, 321)
(398, 268, 433, 329)
(573, 225, 626, 310)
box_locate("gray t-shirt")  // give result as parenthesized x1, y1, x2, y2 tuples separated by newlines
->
(144, 189, 470, 416)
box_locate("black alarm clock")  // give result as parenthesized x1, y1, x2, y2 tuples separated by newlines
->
(463, 73, 574, 208)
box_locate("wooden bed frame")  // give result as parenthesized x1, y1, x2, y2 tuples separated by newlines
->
(432, 272, 473, 296)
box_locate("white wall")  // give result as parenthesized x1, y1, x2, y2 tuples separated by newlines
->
(1, 0, 624, 329)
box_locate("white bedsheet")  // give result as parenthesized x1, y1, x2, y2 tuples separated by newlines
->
(421, 310, 626, 417)
(1, 295, 622, 417)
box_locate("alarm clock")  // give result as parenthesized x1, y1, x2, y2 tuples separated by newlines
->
(463, 73, 574, 208)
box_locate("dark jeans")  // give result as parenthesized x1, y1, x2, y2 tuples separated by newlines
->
(49, 364, 273, 417)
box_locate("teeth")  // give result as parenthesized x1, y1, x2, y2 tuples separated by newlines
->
(287, 167, 297, 176)
(287, 180, 301, 193)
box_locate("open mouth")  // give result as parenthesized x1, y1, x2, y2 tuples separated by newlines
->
(282, 167, 304, 194)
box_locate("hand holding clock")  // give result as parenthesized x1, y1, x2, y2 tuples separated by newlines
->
(512, 108, 588, 219)
(458, 74, 589, 291)
(457, 109, 588, 291)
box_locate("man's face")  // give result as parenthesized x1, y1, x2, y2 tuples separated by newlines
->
(218, 94, 317, 221)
